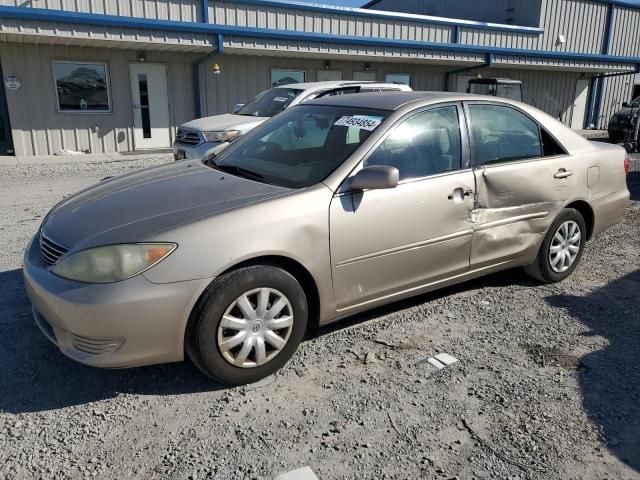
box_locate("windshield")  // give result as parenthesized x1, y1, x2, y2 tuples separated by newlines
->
(628, 96, 640, 108)
(208, 105, 390, 188)
(236, 88, 304, 117)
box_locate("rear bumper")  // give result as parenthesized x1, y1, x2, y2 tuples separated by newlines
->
(591, 188, 630, 237)
(23, 236, 211, 368)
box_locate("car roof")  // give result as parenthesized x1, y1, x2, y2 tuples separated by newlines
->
(274, 81, 410, 91)
(303, 91, 468, 110)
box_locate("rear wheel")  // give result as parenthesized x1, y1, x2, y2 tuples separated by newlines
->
(186, 265, 308, 385)
(524, 208, 586, 283)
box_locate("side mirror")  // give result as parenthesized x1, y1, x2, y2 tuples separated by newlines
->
(622, 102, 629, 108)
(233, 103, 245, 113)
(349, 165, 399, 191)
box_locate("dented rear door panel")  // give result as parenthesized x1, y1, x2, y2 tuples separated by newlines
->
(470, 155, 583, 268)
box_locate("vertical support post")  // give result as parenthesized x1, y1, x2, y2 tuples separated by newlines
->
(453, 25, 460, 44)
(203, 0, 209, 24)
(585, 76, 597, 128)
(193, 62, 201, 119)
(591, 3, 616, 129)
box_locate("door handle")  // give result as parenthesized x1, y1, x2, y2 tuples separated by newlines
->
(554, 168, 573, 179)
(448, 188, 473, 200)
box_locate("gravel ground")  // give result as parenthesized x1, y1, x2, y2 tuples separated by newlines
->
(0, 152, 639, 480)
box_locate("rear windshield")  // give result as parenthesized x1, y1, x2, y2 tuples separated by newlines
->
(208, 105, 390, 189)
(236, 88, 303, 117)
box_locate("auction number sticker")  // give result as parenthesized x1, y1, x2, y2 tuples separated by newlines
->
(334, 115, 382, 131)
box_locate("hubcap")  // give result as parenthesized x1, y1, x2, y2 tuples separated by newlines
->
(549, 220, 581, 273)
(217, 288, 294, 368)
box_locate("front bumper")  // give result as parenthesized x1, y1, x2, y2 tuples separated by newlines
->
(173, 141, 222, 161)
(23, 236, 210, 368)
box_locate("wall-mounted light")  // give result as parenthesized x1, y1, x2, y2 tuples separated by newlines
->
(364, 63, 371, 72)
(323, 60, 331, 70)
(212, 62, 221, 75)
(557, 34, 566, 44)
(137, 52, 146, 62)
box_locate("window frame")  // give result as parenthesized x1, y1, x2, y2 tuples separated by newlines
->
(270, 68, 306, 87)
(384, 73, 412, 87)
(51, 60, 112, 114)
(357, 102, 470, 186)
(462, 101, 569, 168)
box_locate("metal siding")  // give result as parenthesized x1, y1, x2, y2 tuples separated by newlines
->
(597, 73, 634, 127)
(0, 43, 197, 155)
(0, 0, 203, 22)
(200, 54, 449, 116)
(367, 0, 543, 27)
(610, 6, 640, 56)
(211, 1, 456, 43)
(0, 16, 212, 48)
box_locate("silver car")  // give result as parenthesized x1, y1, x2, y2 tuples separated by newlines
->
(24, 92, 630, 385)
(173, 81, 412, 160)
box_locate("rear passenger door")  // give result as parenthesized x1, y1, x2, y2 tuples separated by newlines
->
(465, 102, 579, 268)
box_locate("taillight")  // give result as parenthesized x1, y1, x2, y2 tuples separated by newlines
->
(624, 155, 630, 176)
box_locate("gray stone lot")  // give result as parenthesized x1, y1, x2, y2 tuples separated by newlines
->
(0, 149, 638, 480)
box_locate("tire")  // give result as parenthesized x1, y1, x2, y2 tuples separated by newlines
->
(186, 265, 308, 386)
(524, 208, 586, 283)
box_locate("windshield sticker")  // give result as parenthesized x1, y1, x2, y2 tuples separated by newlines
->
(334, 115, 383, 131)
(272, 97, 289, 102)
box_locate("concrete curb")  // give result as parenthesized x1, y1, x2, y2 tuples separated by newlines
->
(0, 151, 174, 166)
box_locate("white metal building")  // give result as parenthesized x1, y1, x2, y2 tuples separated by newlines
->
(0, 0, 637, 156)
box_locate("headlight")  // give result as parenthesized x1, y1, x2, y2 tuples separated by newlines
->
(51, 243, 176, 283)
(202, 130, 240, 143)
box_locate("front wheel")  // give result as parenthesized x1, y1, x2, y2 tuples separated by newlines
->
(524, 208, 586, 283)
(186, 265, 308, 385)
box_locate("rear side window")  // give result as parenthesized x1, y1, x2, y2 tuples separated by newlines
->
(468, 104, 542, 165)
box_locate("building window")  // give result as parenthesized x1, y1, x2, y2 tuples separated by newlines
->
(53, 61, 111, 113)
(271, 69, 305, 87)
(385, 73, 411, 86)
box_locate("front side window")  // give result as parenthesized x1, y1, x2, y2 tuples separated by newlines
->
(211, 105, 390, 188)
(53, 61, 110, 112)
(468, 104, 542, 165)
(236, 88, 304, 118)
(365, 106, 462, 181)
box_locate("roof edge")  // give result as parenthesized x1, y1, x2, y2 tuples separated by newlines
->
(228, 0, 545, 34)
(362, 0, 640, 12)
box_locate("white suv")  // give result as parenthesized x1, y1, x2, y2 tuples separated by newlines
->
(173, 81, 412, 160)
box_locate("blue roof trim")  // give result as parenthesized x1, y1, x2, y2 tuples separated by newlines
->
(227, 0, 544, 34)
(0, 6, 638, 66)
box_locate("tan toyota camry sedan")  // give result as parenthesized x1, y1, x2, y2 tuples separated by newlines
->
(24, 92, 630, 385)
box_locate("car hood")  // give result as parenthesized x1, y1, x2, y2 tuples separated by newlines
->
(42, 161, 291, 251)
(180, 114, 269, 134)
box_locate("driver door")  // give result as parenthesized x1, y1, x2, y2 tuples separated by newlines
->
(329, 104, 476, 311)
